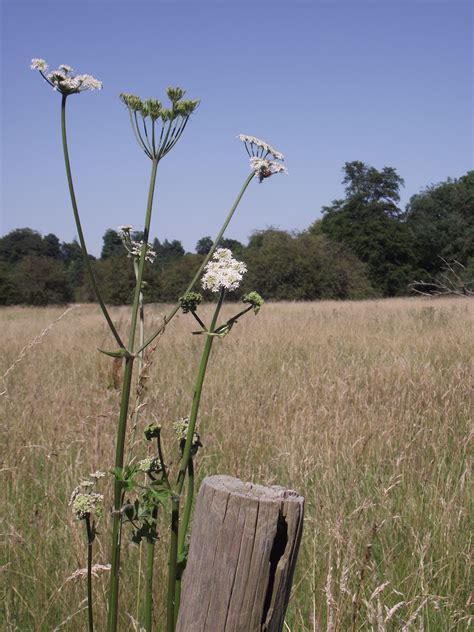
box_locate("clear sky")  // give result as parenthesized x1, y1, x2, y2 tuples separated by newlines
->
(1, 0, 473, 256)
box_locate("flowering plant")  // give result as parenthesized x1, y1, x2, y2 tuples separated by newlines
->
(32, 57, 285, 632)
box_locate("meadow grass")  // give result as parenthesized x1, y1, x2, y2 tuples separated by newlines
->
(1, 298, 472, 631)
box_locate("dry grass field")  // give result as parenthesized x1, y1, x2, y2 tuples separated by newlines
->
(1, 298, 472, 631)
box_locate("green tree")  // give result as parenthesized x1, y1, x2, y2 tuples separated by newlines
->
(101, 229, 123, 259)
(43, 233, 62, 259)
(196, 236, 243, 256)
(241, 228, 375, 300)
(160, 253, 204, 301)
(318, 161, 414, 296)
(0, 228, 48, 263)
(9, 256, 72, 305)
(195, 236, 213, 255)
(404, 171, 474, 274)
(153, 238, 185, 271)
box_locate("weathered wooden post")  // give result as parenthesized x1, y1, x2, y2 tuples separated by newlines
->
(176, 475, 304, 632)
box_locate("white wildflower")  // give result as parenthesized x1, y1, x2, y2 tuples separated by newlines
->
(130, 240, 156, 264)
(173, 417, 200, 446)
(36, 62, 102, 95)
(137, 457, 153, 472)
(237, 133, 284, 161)
(75, 74, 103, 91)
(80, 480, 95, 488)
(137, 457, 161, 474)
(69, 490, 104, 520)
(173, 417, 190, 442)
(201, 248, 247, 293)
(118, 224, 134, 235)
(47, 69, 66, 82)
(249, 157, 288, 182)
(31, 58, 48, 72)
(90, 470, 106, 480)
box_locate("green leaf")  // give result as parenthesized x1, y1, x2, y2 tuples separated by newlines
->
(98, 347, 128, 359)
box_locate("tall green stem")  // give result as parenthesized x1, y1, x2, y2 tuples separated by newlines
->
(85, 517, 94, 632)
(60, 95, 125, 349)
(167, 496, 180, 632)
(144, 506, 159, 632)
(167, 291, 225, 630)
(177, 290, 225, 495)
(107, 158, 159, 632)
(174, 459, 194, 619)
(107, 355, 134, 632)
(129, 159, 158, 350)
(135, 172, 254, 356)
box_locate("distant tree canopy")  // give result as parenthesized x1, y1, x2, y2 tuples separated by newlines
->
(196, 236, 244, 256)
(316, 162, 415, 296)
(404, 171, 474, 275)
(0, 165, 472, 305)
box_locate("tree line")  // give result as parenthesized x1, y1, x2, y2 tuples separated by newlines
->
(1, 162, 473, 305)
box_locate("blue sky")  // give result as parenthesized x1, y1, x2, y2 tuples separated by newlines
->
(1, 0, 472, 255)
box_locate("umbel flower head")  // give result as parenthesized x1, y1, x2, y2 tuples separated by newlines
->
(31, 58, 102, 95)
(238, 134, 288, 183)
(120, 86, 199, 161)
(69, 482, 104, 520)
(201, 248, 247, 293)
(173, 416, 202, 455)
(118, 225, 156, 264)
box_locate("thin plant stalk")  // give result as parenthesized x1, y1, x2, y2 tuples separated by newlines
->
(136, 172, 254, 355)
(132, 257, 145, 622)
(176, 289, 225, 495)
(144, 506, 159, 632)
(174, 459, 194, 618)
(144, 433, 170, 629)
(107, 355, 135, 632)
(107, 159, 160, 632)
(133, 258, 146, 374)
(60, 95, 125, 350)
(129, 159, 158, 349)
(167, 496, 180, 632)
(167, 290, 225, 630)
(85, 516, 95, 632)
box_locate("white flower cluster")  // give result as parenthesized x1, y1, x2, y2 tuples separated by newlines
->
(237, 134, 284, 160)
(31, 58, 102, 94)
(117, 224, 134, 236)
(130, 240, 156, 264)
(117, 225, 156, 263)
(238, 134, 287, 182)
(31, 58, 48, 71)
(69, 482, 104, 520)
(201, 248, 247, 293)
(173, 416, 200, 446)
(137, 457, 155, 472)
(249, 156, 288, 182)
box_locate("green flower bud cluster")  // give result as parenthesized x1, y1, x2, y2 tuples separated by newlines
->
(242, 291, 264, 314)
(119, 86, 200, 160)
(119, 88, 199, 122)
(120, 93, 143, 112)
(179, 291, 202, 314)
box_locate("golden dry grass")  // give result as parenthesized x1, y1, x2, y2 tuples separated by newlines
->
(1, 298, 472, 631)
